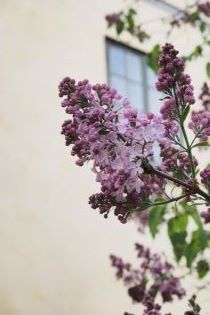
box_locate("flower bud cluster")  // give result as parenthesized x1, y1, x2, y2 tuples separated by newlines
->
(142, 295, 171, 315)
(105, 12, 122, 26)
(201, 208, 210, 223)
(124, 294, 200, 315)
(200, 166, 210, 192)
(156, 43, 195, 121)
(199, 82, 210, 111)
(160, 146, 198, 179)
(188, 110, 210, 141)
(110, 243, 185, 305)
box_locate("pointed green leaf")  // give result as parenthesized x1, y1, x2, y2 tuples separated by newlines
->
(168, 214, 188, 262)
(197, 259, 209, 278)
(182, 105, 190, 122)
(147, 44, 161, 73)
(181, 203, 203, 230)
(206, 62, 210, 78)
(159, 96, 171, 101)
(200, 21, 206, 33)
(128, 8, 137, 15)
(192, 141, 210, 148)
(126, 8, 136, 31)
(185, 229, 209, 268)
(116, 20, 124, 34)
(148, 204, 166, 238)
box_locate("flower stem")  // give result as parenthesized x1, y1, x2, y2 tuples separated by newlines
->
(172, 86, 196, 178)
(143, 163, 210, 202)
(180, 119, 196, 178)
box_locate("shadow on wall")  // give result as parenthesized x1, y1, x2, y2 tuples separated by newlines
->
(0, 295, 18, 315)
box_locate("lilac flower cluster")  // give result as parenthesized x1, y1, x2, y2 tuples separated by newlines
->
(142, 295, 171, 315)
(169, 1, 210, 30)
(188, 110, 210, 141)
(200, 166, 210, 192)
(136, 210, 149, 233)
(110, 243, 185, 305)
(59, 43, 207, 225)
(199, 82, 210, 111)
(201, 208, 210, 223)
(58, 41, 208, 315)
(188, 82, 210, 142)
(198, 1, 210, 17)
(160, 145, 198, 179)
(156, 43, 195, 121)
(124, 294, 201, 315)
(105, 12, 122, 27)
(105, 8, 149, 42)
(59, 77, 169, 222)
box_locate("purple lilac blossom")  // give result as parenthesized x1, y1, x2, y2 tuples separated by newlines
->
(110, 243, 185, 305)
(198, 1, 210, 16)
(188, 110, 210, 141)
(160, 145, 198, 180)
(199, 82, 210, 111)
(200, 166, 210, 192)
(156, 43, 195, 122)
(59, 77, 170, 222)
(105, 12, 122, 26)
(59, 43, 209, 224)
(201, 208, 210, 223)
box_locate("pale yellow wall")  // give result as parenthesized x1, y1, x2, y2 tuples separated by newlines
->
(0, 1, 210, 314)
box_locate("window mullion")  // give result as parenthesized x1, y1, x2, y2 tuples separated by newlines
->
(141, 56, 149, 113)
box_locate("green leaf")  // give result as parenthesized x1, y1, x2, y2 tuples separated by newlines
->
(137, 30, 150, 42)
(116, 20, 124, 34)
(126, 8, 137, 31)
(159, 96, 171, 101)
(185, 229, 209, 268)
(192, 141, 210, 148)
(148, 204, 166, 238)
(193, 45, 203, 58)
(197, 259, 209, 278)
(186, 45, 203, 61)
(127, 16, 134, 31)
(168, 214, 188, 262)
(128, 7, 137, 15)
(188, 10, 199, 23)
(205, 39, 210, 46)
(206, 62, 210, 78)
(181, 203, 203, 230)
(182, 105, 190, 122)
(200, 21, 207, 33)
(147, 44, 161, 73)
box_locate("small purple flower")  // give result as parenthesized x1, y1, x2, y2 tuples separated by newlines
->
(110, 243, 185, 306)
(201, 208, 210, 223)
(198, 1, 210, 16)
(199, 82, 210, 111)
(189, 110, 210, 141)
(105, 12, 122, 26)
(200, 166, 210, 192)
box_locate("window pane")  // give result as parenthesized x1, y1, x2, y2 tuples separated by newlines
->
(151, 142, 161, 166)
(126, 50, 142, 82)
(147, 67, 157, 88)
(109, 74, 127, 97)
(148, 87, 161, 115)
(127, 81, 144, 111)
(108, 44, 125, 76)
